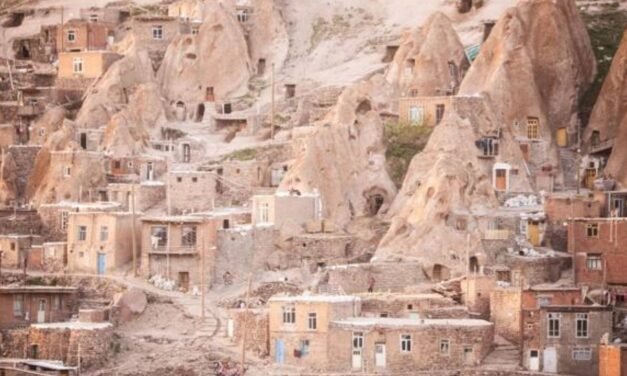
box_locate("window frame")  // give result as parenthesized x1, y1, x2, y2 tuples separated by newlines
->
(352, 332, 364, 349)
(547, 312, 561, 338)
(586, 255, 602, 271)
(67, 30, 76, 43)
(13, 294, 24, 317)
(72, 57, 83, 73)
(439, 339, 450, 355)
(586, 223, 599, 238)
(282, 305, 295, 325)
(527, 117, 539, 139)
(100, 225, 109, 242)
(400, 334, 412, 353)
(575, 313, 589, 338)
(572, 346, 592, 361)
(308, 312, 317, 330)
(152, 25, 163, 40)
(181, 226, 197, 247)
(77, 225, 87, 242)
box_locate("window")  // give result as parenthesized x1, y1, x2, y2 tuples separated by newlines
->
(60, 211, 69, 230)
(77, 225, 87, 241)
(53, 295, 61, 310)
(192, 177, 198, 183)
(547, 313, 560, 338)
(299, 340, 310, 356)
(436, 104, 445, 125)
(587, 255, 602, 271)
(308, 313, 317, 330)
(237, 9, 249, 23)
(13, 294, 24, 317)
(150, 226, 167, 248)
(400, 334, 412, 352)
(100, 226, 109, 242)
(352, 332, 364, 349)
(39, 128, 45, 136)
(586, 223, 599, 238)
(72, 58, 83, 73)
(259, 202, 270, 223)
(440, 339, 450, 355)
(10, 242, 15, 251)
(67, 30, 76, 42)
(63, 166, 71, 177)
(282, 306, 295, 324)
(191, 26, 199, 35)
(89, 14, 99, 22)
(181, 226, 197, 246)
(527, 117, 539, 139)
(113, 161, 121, 169)
(409, 106, 424, 126)
(152, 25, 163, 40)
(573, 347, 592, 361)
(176, 177, 183, 183)
(537, 297, 552, 308)
(127, 161, 134, 168)
(576, 313, 588, 338)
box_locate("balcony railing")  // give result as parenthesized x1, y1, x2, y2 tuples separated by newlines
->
(148, 245, 197, 255)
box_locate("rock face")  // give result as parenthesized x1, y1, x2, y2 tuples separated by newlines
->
(386, 12, 469, 95)
(584, 31, 627, 187)
(247, 0, 289, 74)
(280, 76, 397, 227)
(75, 50, 157, 130)
(157, 4, 251, 116)
(375, 0, 596, 270)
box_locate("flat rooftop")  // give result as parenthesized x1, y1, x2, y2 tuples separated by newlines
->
(332, 317, 493, 329)
(32, 321, 112, 330)
(0, 286, 78, 294)
(269, 294, 360, 304)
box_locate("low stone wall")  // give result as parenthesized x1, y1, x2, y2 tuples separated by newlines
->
(325, 262, 427, 294)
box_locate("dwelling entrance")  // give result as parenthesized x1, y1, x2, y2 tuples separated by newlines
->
(495, 169, 507, 191)
(178, 272, 190, 292)
(374, 343, 386, 368)
(37, 299, 46, 323)
(556, 127, 568, 147)
(543, 347, 557, 373)
(529, 350, 540, 371)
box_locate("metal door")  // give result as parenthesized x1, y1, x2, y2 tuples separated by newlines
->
(543, 347, 557, 373)
(352, 349, 362, 370)
(495, 169, 507, 190)
(375, 344, 386, 368)
(528, 221, 540, 246)
(275, 339, 285, 364)
(529, 349, 540, 371)
(37, 299, 46, 323)
(97, 253, 106, 275)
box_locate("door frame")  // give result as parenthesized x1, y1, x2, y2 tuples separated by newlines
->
(374, 343, 386, 368)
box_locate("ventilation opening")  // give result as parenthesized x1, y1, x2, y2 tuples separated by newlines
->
(223, 219, 230, 229)
(80, 133, 87, 150)
(185, 52, 197, 59)
(469, 256, 479, 274)
(285, 84, 296, 99)
(15, 42, 31, 60)
(206, 87, 215, 102)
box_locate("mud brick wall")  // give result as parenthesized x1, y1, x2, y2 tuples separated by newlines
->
(489, 288, 522, 344)
(325, 262, 427, 294)
(229, 309, 269, 356)
(291, 233, 352, 266)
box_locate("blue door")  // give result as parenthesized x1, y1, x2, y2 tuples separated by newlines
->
(97, 253, 106, 275)
(275, 339, 285, 364)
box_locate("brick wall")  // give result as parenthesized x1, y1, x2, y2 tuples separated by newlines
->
(489, 288, 522, 344)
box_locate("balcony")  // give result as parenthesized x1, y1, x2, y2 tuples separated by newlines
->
(17, 104, 43, 117)
(148, 245, 197, 255)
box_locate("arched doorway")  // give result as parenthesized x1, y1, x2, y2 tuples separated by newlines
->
(469, 256, 479, 274)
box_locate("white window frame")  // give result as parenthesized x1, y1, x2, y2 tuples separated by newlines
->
(67, 30, 76, 43)
(352, 332, 364, 349)
(78, 225, 87, 242)
(586, 255, 602, 271)
(547, 313, 561, 338)
(152, 25, 163, 40)
(100, 226, 109, 242)
(282, 306, 295, 325)
(408, 106, 424, 126)
(72, 58, 83, 73)
(576, 313, 588, 338)
(308, 312, 317, 330)
(572, 346, 592, 361)
(60, 211, 69, 230)
(439, 339, 450, 355)
(400, 334, 412, 353)
(63, 166, 71, 177)
(13, 294, 24, 317)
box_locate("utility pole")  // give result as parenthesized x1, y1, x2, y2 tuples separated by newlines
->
(131, 185, 137, 277)
(60, 6, 64, 53)
(270, 63, 275, 140)
(576, 117, 581, 194)
(241, 274, 253, 373)
(77, 341, 81, 376)
(200, 230, 205, 319)
(0, 250, 3, 281)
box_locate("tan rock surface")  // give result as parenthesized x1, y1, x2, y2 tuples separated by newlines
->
(279, 76, 397, 228)
(385, 12, 469, 95)
(157, 4, 251, 110)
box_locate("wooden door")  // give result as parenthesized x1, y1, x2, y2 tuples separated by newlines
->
(495, 169, 507, 191)
(528, 221, 540, 246)
(585, 168, 596, 189)
(178, 272, 190, 292)
(556, 128, 568, 147)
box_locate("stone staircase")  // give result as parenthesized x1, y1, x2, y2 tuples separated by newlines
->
(557, 147, 579, 191)
(482, 336, 520, 370)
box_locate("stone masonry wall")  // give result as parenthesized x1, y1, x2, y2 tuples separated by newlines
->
(325, 262, 427, 294)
